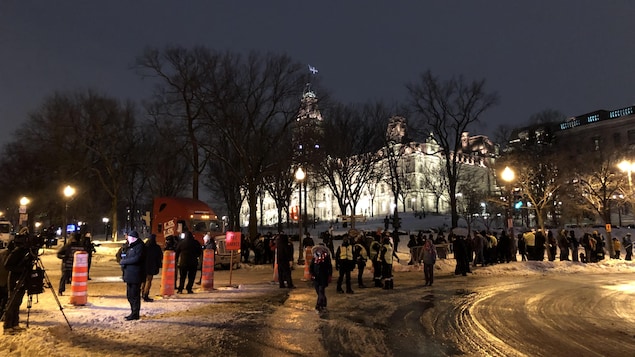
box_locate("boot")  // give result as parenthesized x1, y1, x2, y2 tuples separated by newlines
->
(143, 294, 154, 302)
(382, 280, 389, 290)
(389, 280, 394, 289)
(336, 284, 344, 293)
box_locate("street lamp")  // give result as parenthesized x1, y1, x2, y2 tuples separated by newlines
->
(19, 196, 30, 230)
(501, 166, 515, 232)
(102, 217, 110, 239)
(63, 185, 76, 244)
(295, 167, 305, 242)
(618, 160, 635, 190)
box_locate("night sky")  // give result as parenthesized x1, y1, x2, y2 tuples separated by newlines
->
(2, 1, 634, 145)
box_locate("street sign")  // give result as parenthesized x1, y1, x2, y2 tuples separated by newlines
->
(225, 231, 241, 251)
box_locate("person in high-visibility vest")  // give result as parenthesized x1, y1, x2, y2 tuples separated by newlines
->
(352, 234, 368, 289)
(335, 236, 354, 294)
(379, 234, 396, 290)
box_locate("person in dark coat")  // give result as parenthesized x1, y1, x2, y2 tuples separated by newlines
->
(57, 233, 85, 296)
(535, 230, 546, 261)
(310, 243, 333, 313)
(141, 234, 163, 302)
(119, 230, 146, 320)
(453, 235, 471, 276)
(241, 234, 251, 263)
(2, 239, 32, 333)
(623, 233, 633, 261)
(276, 234, 295, 288)
(0, 247, 10, 318)
(175, 231, 202, 294)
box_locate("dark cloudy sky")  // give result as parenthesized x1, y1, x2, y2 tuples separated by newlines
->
(1, 1, 635, 145)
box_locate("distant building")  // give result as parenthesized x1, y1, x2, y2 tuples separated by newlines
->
(239, 73, 497, 228)
(508, 104, 635, 152)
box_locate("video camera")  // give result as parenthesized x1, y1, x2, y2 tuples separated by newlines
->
(12, 232, 45, 256)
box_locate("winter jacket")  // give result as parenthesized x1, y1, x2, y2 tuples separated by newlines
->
(175, 233, 202, 269)
(422, 241, 437, 265)
(275, 235, 294, 264)
(120, 239, 146, 284)
(144, 237, 163, 276)
(310, 245, 333, 286)
(57, 239, 86, 272)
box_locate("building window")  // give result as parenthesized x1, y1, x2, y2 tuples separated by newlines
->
(613, 132, 621, 148)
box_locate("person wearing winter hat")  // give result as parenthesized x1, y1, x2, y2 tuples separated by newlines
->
(119, 231, 146, 320)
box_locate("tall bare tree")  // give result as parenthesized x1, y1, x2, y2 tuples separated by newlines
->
(135, 46, 212, 200)
(407, 70, 498, 228)
(198, 51, 305, 239)
(314, 102, 386, 218)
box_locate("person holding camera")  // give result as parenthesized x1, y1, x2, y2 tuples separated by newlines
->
(119, 231, 146, 320)
(3, 239, 32, 333)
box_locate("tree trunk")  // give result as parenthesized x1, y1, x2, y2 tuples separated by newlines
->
(248, 185, 258, 240)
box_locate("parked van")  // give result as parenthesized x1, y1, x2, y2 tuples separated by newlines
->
(0, 220, 14, 248)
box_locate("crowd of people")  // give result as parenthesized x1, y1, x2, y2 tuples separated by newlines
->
(445, 228, 634, 270)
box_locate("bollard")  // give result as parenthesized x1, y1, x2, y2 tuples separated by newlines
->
(302, 247, 313, 281)
(160, 250, 176, 297)
(201, 249, 215, 291)
(272, 249, 279, 283)
(70, 251, 88, 306)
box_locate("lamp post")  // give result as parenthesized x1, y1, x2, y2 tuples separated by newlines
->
(295, 167, 305, 239)
(63, 185, 76, 244)
(501, 166, 515, 234)
(19, 196, 30, 230)
(102, 217, 110, 239)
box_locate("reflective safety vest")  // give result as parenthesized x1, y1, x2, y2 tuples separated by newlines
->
(338, 244, 353, 261)
(369, 241, 381, 260)
(381, 243, 393, 264)
(354, 243, 368, 260)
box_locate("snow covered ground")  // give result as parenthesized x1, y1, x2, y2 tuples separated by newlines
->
(1, 214, 634, 356)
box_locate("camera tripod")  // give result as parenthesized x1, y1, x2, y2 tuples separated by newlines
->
(1, 250, 72, 331)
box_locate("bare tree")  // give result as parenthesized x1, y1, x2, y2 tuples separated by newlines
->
(135, 46, 213, 200)
(314, 102, 386, 218)
(571, 149, 623, 258)
(421, 159, 449, 214)
(407, 70, 498, 228)
(198, 51, 305, 240)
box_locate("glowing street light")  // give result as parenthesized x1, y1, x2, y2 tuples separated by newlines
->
(618, 160, 635, 190)
(19, 196, 30, 229)
(501, 166, 515, 231)
(63, 185, 76, 243)
(295, 167, 306, 235)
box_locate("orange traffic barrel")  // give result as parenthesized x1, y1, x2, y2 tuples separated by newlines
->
(201, 249, 215, 291)
(70, 250, 88, 306)
(160, 250, 176, 297)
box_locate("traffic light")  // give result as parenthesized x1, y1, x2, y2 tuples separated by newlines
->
(291, 206, 299, 221)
